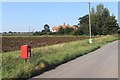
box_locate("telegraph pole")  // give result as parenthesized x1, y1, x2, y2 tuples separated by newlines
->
(89, 2, 92, 44)
(89, 2, 91, 39)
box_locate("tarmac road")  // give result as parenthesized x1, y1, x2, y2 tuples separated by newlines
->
(31, 40, 118, 79)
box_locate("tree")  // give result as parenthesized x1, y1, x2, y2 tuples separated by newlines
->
(57, 27, 64, 34)
(43, 24, 50, 32)
(73, 25, 78, 27)
(77, 4, 118, 35)
(102, 16, 119, 34)
(41, 30, 45, 32)
(4, 32, 7, 34)
(78, 15, 89, 35)
(91, 7, 97, 35)
(102, 8, 110, 18)
(78, 14, 89, 26)
(94, 14, 103, 35)
(64, 27, 69, 34)
(64, 27, 74, 34)
(8, 31, 12, 33)
(102, 8, 110, 22)
(73, 27, 83, 35)
(96, 4, 104, 15)
(91, 7, 95, 15)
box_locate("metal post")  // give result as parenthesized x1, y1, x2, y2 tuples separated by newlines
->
(25, 59, 27, 63)
(89, 2, 91, 39)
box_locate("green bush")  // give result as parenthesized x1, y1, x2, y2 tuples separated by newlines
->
(57, 27, 64, 34)
(47, 32, 53, 35)
(33, 31, 44, 35)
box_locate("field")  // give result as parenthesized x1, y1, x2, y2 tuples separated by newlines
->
(1, 35, 118, 79)
(2, 36, 96, 52)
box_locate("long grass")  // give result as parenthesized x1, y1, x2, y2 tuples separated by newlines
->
(1, 35, 118, 80)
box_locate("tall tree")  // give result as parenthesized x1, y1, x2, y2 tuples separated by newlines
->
(91, 7, 95, 15)
(102, 8, 110, 21)
(78, 14, 89, 26)
(77, 4, 118, 35)
(96, 4, 104, 15)
(102, 15, 119, 34)
(44, 24, 50, 32)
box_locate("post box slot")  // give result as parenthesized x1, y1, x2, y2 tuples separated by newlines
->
(28, 52, 30, 58)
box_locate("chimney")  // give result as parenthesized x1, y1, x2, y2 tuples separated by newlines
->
(63, 22, 65, 26)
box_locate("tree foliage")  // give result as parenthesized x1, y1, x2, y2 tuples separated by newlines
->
(76, 4, 119, 35)
(64, 27, 74, 34)
(33, 24, 52, 35)
(57, 27, 64, 34)
(42, 24, 50, 32)
(57, 27, 74, 35)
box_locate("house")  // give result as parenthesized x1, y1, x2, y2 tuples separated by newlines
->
(52, 22, 78, 32)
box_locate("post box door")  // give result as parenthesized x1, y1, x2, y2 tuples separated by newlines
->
(21, 45, 28, 59)
(27, 46, 31, 58)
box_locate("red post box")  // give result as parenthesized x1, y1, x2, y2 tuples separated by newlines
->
(21, 45, 31, 59)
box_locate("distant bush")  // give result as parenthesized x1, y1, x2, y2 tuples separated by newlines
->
(57, 27, 75, 35)
(4, 32, 7, 34)
(33, 31, 56, 35)
(47, 31, 53, 35)
(57, 27, 64, 34)
(8, 31, 12, 33)
(72, 28, 83, 35)
(33, 31, 44, 35)
(64, 27, 74, 34)
(52, 32, 57, 35)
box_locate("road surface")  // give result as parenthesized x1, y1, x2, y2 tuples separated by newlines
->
(30, 40, 118, 79)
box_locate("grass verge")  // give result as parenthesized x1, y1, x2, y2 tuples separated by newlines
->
(1, 35, 118, 80)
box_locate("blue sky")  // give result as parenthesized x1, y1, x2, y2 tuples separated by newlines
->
(2, 2, 118, 32)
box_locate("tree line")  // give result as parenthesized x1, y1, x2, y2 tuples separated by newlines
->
(33, 24, 75, 35)
(33, 4, 119, 36)
(74, 4, 119, 35)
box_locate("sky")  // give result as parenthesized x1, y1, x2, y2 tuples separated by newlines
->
(2, 2, 118, 32)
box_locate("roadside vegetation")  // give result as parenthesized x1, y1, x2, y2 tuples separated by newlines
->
(2, 35, 118, 79)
